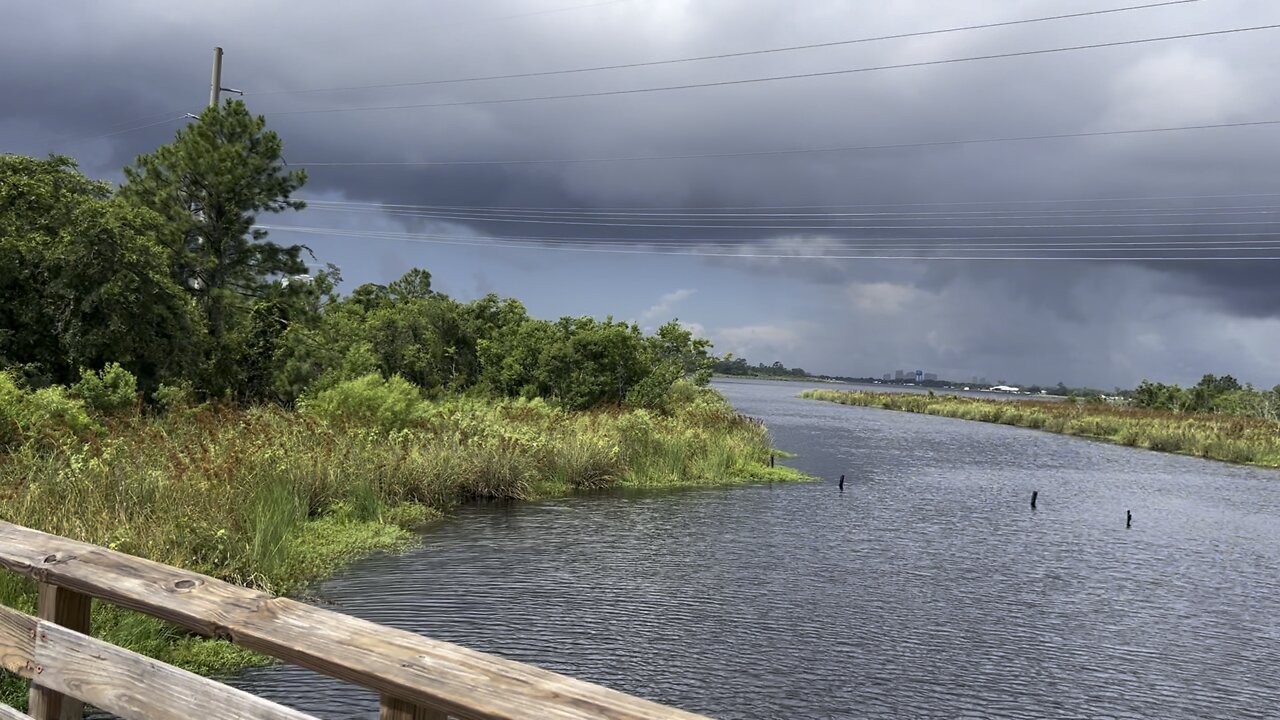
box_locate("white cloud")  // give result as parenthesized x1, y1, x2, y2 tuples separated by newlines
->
(680, 321, 707, 339)
(714, 322, 815, 360)
(1100, 50, 1252, 129)
(640, 288, 697, 327)
(846, 281, 927, 314)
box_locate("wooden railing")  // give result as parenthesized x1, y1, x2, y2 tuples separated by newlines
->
(0, 521, 712, 720)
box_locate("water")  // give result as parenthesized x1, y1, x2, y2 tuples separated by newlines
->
(235, 378, 1280, 718)
(763, 379, 1066, 402)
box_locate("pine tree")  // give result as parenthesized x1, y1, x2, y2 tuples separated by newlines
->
(121, 100, 308, 393)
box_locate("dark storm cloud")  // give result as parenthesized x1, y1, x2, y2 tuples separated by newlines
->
(5, 0, 1280, 385)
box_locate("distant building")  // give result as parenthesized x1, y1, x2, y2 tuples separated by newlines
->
(894, 370, 905, 380)
(882, 373, 891, 381)
(923, 373, 938, 382)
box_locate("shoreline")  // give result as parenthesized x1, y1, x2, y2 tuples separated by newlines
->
(0, 391, 808, 709)
(801, 388, 1280, 469)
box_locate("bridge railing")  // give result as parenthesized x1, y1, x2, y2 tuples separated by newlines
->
(0, 520, 712, 720)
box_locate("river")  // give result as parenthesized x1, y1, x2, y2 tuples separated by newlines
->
(235, 378, 1280, 719)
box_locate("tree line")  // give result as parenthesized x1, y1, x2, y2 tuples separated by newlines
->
(712, 356, 809, 379)
(0, 101, 710, 410)
(1132, 373, 1280, 420)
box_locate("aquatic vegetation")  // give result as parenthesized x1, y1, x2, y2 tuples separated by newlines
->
(801, 389, 1280, 468)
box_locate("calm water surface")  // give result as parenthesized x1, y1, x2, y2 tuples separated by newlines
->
(236, 378, 1280, 719)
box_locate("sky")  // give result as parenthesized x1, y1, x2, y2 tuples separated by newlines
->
(5, 0, 1280, 389)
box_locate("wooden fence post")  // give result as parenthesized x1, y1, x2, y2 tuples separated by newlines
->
(28, 583, 90, 720)
(379, 695, 449, 720)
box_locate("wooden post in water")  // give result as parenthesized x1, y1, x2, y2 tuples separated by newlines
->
(1126, 510, 1132, 529)
(28, 582, 91, 720)
(1031, 491, 1038, 510)
(838, 474, 845, 492)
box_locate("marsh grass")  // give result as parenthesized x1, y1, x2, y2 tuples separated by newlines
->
(0, 386, 806, 709)
(801, 389, 1280, 467)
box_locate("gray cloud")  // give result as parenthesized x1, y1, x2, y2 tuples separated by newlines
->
(5, 0, 1280, 386)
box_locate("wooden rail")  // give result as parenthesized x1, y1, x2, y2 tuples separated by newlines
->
(0, 521, 712, 720)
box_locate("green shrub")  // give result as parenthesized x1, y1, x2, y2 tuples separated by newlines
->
(0, 373, 97, 449)
(300, 374, 427, 433)
(0, 372, 23, 448)
(152, 380, 195, 412)
(72, 363, 138, 415)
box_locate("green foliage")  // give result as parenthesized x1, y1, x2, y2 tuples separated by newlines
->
(274, 270, 711, 412)
(1133, 373, 1277, 417)
(276, 285, 479, 400)
(120, 100, 309, 396)
(0, 155, 203, 388)
(0, 372, 97, 449)
(72, 362, 139, 415)
(387, 267, 434, 301)
(153, 380, 196, 412)
(713, 355, 810, 379)
(301, 373, 427, 432)
(476, 313, 710, 410)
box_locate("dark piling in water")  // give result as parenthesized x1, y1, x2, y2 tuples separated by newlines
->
(1031, 490, 1038, 510)
(838, 474, 845, 492)
(1127, 510, 1132, 529)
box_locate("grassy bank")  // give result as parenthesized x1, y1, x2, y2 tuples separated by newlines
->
(0, 381, 804, 709)
(801, 389, 1280, 467)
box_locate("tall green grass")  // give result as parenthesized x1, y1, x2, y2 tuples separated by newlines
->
(801, 389, 1280, 467)
(0, 381, 804, 709)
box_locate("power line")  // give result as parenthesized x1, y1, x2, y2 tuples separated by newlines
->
(264, 24, 1280, 116)
(260, 225, 1280, 245)
(293, 204, 1280, 230)
(251, 0, 1200, 97)
(254, 225, 1280, 261)
(304, 190, 1280, 211)
(291, 118, 1280, 166)
(264, 224, 1280, 249)
(302, 199, 1280, 219)
(51, 114, 189, 148)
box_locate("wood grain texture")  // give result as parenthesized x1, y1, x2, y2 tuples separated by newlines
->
(0, 521, 713, 720)
(0, 702, 34, 720)
(29, 583, 90, 720)
(380, 695, 451, 719)
(0, 605, 317, 720)
(0, 602, 36, 676)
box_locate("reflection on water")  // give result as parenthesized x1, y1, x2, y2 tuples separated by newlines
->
(234, 378, 1280, 719)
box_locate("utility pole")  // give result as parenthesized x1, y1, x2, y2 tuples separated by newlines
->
(209, 46, 223, 108)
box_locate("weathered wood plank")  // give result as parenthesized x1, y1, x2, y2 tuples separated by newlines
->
(28, 583, 90, 720)
(0, 601, 36, 676)
(0, 605, 318, 720)
(380, 695, 450, 719)
(0, 702, 34, 720)
(0, 521, 712, 720)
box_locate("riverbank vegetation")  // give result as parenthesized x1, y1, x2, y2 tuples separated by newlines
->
(0, 102, 802, 708)
(1131, 373, 1280, 419)
(801, 388, 1280, 467)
